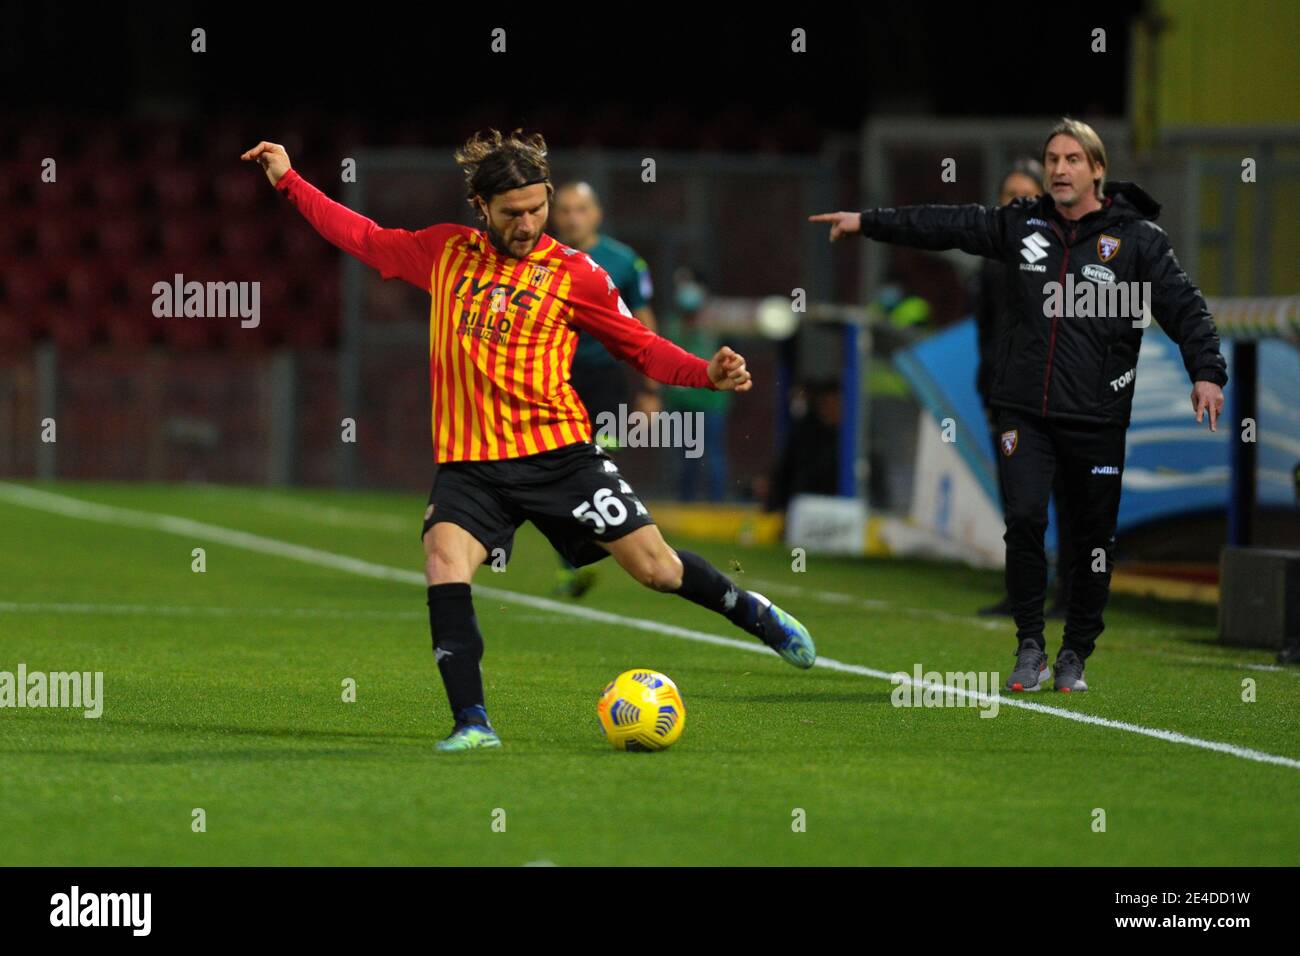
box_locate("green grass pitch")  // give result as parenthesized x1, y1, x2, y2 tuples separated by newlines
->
(1, 480, 1297, 866)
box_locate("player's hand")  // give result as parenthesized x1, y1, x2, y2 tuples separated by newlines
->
(241, 141, 292, 186)
(708, 346, 752, 393)
(808, 211, 862, 242)
(1192, 380, 1224, 432)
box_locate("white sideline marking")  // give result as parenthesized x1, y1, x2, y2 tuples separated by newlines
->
(0, 601, 424, 620)
(749, 581, 1292, 673)
(195, 486, 411, 533)
(747, 577, 1009, 631)
(0, 602, 564, 627)
(2, 481, 1297, 772)
(0, 601, 560, 625)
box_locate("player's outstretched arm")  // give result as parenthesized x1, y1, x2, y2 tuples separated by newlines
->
(565, 259, 729, 392)
(810, 204, 1007, 259)
(241, 141, 437, 290)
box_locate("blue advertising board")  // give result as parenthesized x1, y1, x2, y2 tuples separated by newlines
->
(894, 318, 1300, 536)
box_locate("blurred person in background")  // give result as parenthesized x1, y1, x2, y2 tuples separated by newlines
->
(870, 275, 933, 331)
(972, 158, 1071, 620)
(549, 181, 659, 597)
(766, 381, 841, 513)
(865, 272, 932, 512)
(663, 267, 731, 502)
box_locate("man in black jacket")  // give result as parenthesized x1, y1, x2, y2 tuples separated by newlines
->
(972, 158, 1076, 620)
(812, 118, 1227, 693)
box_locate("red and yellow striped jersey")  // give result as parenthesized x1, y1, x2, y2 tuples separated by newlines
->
(277, 169, 714, 462)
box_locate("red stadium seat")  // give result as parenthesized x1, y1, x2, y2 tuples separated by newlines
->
(114, 260, 166, 314)
(64, 262, 113, 307)
(281, 222, 335, 262)
(28, 165, 82, 209)
(219, 309, 274, 350)
(158, 217, 212, 260)
(314, 277, 342, 317)
(0, 206, 38, 257)
(48, 310, 95, 349)
(217, 217, 276, 259)
(103, 307, 153, 348)
(0, 304, 35, 349)
(154, 168, 202, 209)
(214, 170, 262, 211)
(255, 271, 292, 330)
(160, 309, 216, 350)
(33, 215, 87, 258)
(2, 263, 58, 309)
(89, 170, 144, 211)
(95, 217, 149, 258)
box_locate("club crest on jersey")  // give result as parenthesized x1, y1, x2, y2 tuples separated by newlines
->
(1097, 234, 1121, 262)
(1000, 430, 1018, 457)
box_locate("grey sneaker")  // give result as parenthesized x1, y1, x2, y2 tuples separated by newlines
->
(1006, 639, 1051, 692)
(1054, 648, 1088, 692)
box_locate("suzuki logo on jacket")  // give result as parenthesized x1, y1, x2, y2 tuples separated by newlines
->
(1020, 232, 1050, 263)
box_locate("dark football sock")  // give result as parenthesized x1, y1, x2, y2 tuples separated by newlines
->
(672, 550, 766, 637)
(427, 583, 489, 726)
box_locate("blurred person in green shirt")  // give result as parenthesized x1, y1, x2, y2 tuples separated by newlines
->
(549, 181, 659, 597)
(663, 267, 731, 502)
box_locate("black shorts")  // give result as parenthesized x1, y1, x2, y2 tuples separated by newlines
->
(420, 441, 654, 568)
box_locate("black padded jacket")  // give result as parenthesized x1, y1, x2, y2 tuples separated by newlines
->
(859, 182, 1228, 427)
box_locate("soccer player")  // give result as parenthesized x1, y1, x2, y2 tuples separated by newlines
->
(243, 130, 816, 751)
(547, 181, 659, 598)
(811, 117, 1227, 693)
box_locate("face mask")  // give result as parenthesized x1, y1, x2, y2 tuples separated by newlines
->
(876, 283, 903, 311)
(675, 283, 704, 312)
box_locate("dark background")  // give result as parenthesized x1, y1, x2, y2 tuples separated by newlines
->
(2, 2, 1134, 143)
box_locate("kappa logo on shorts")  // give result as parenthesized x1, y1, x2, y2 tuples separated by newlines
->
(1097, 234, 1121, 262)
(424, 504, 435, 521)
(1000, 429, 1019, 457)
